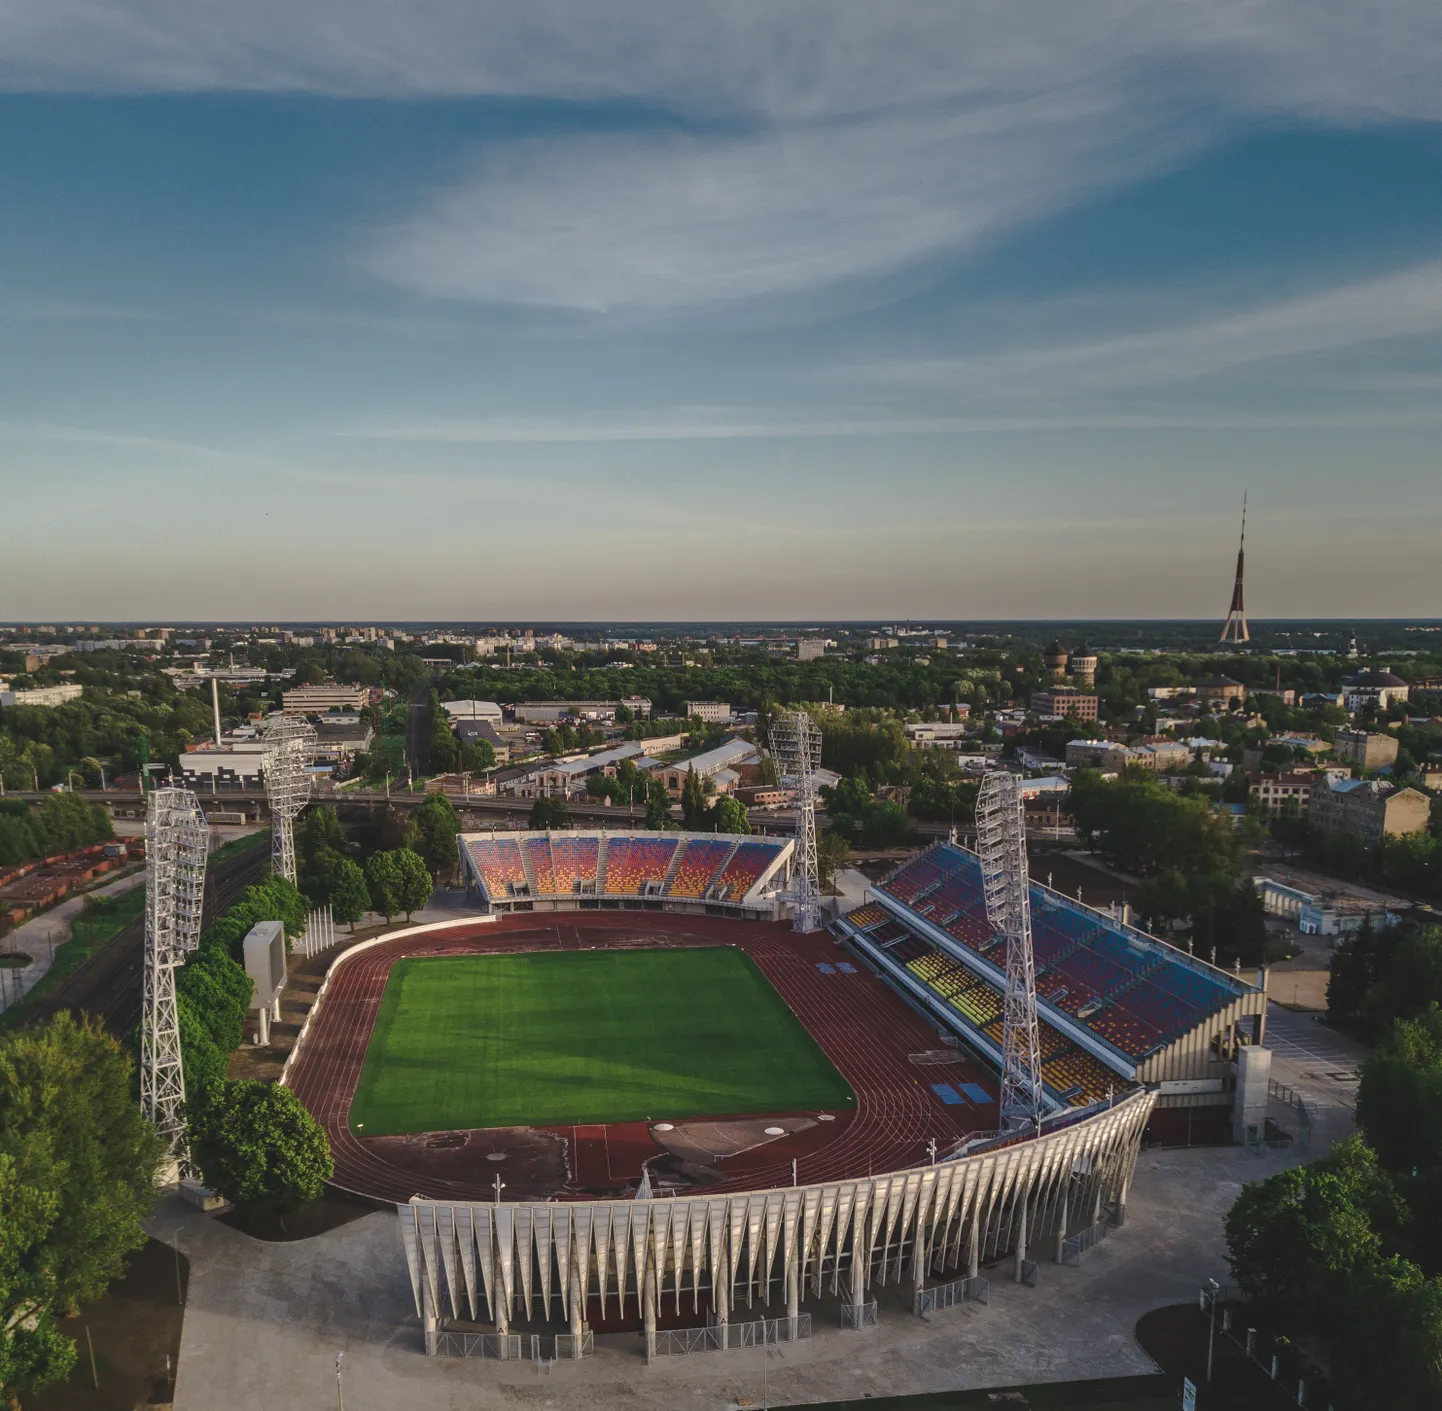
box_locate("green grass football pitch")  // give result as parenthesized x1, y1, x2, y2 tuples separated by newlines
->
(349, 947, 855, 1136)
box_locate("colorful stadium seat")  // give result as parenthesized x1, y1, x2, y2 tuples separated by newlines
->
(666, 838, 735, 899)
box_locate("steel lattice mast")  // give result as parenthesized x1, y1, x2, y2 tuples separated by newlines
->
(1219, 491, 1250, 644)
(769, 710, 823, 933)
(140, 786, 210, 1166)
(262, 714, 316, 884)
(976, 772, 1044, 1135)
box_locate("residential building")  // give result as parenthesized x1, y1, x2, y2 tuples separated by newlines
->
(1194, 675, 1247, 707)
(1343, 671, 1410, 714)
(1065, 739, 1132, 772)
(1309, 778, 1430, 848)
(1248, 771, 1317, 818)
(281, 684, 368, 715)
(455, 718, 510, 763)
(0, 683, 83, 708)
(796, 639, 827, 661)
(1333, 729, 1400, 772)
(1129, 741, 1193, 772)
(1030, 688, 1099, 722)
(684, 701, 733, 725)
(510, 742, 657, 799)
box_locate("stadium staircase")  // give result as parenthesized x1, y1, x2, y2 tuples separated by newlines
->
(701, 840, 742, 900)
(1103, 954, 1164, 1001)
(518, 837, 540, 895)
(594, 836, 609, 894)
(660, 841, 689, 894)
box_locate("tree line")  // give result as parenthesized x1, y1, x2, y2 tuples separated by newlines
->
(0, 793, 114, 869)
(1226, 920, 1442, 1408)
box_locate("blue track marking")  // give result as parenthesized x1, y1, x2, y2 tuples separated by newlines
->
(930, 1083, 964, 1105)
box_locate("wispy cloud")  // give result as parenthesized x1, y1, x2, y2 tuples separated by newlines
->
(856, 260, 1442, 395)
(9, 5, 1442, 313)
(0, 420, 264, 463)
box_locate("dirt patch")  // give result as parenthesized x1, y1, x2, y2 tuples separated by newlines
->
(215, 1189, 380, 1242)
(1270, 969, 1329, 1012)
(362, 1124, 570, 1202)
(25, 1237, 187, 1411)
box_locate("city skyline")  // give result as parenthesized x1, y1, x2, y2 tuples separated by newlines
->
(4, 3, 1442, 619)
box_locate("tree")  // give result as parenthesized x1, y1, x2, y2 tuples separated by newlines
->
(1357, 1004, 1442, 1183)
(394, 847, 433, 919)
(645, 778, 673, 830)
(189, 1079, 333, 1217)
(529, 796, 571, 830)
(817, 833, 852, 888)
(1225, 1136, 1403, 1335)
(329, 859, 370, 931)
(1328, 915, 1383, 1030)
(365, 850, 404, 922)
(411, 792, 460, 878)
(860, 800, 911, 848)
(0, 1015, 165, 1404)
(708, 795, 751, 835)
(681, 768, 708, 829)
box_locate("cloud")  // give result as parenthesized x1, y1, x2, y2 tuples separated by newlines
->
(858, 259, 1442, 394)
(8, 5, 1442, 312)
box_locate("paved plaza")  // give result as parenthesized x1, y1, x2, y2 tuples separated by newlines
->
(151, 1126, 1333, 1411)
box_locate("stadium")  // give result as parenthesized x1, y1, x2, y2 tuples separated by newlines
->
(281, 828, 1264, 1360)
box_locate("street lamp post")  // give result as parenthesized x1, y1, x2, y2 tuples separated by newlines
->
(1206, 1277, 1220, 1383)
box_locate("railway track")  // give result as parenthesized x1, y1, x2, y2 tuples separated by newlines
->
(27, 843, 272, 1038)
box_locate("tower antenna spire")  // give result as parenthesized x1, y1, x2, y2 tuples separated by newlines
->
(1219, 491, 1250, 644)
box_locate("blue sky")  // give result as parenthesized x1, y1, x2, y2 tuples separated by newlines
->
(2, 3, 1441, 622)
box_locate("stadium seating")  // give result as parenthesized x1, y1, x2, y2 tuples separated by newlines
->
(843, 902, 889, 931)
(1041, 1045, 1118, 1105)
(666, 838, 735, 899)
(1085, 1005, 1166, 1059)
(881, 851, 947, 904)
(467, 837, 529, 898)
(523, 836, 557, 896)
(712, 841, 784, 900)
(875, 842, 1251, 1061)
(604, 836, 679, 895)
(550, 836, 600, 893)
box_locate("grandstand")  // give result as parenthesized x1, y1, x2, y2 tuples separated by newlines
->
(833, 840, 1269, 1130)
(458, 829, 792, 917)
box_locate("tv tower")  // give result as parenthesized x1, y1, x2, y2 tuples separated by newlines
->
(1219, 493, 1250, 644)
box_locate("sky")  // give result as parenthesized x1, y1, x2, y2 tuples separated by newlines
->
(2, 2, 1441, 623)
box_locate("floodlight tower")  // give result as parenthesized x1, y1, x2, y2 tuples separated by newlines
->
(262, 714, 316, 884)
(975, 772, 1044, 1135)
(140, 787, 210, 1166)
(770, 710, 823, 933)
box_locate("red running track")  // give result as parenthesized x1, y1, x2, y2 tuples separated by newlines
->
(285, 912, 998, 1204)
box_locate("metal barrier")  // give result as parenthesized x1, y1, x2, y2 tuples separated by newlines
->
(840, 1298, 879, 1329)
(1267, 1078, 1313, 1151)
(915, 1275, 989, 1320)
(435, 1330, 522, 1359)
(652, 1313, 811, 1356)
(1061, 1215, 1113, 1266)
(434, 1328, 592, 1360)
(1019, 1259, 1039, 1288)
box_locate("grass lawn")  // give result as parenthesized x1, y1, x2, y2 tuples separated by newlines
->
(349, 947, 854, 1135)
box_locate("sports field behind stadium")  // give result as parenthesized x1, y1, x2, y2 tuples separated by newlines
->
(349, 947, 855, 1135)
